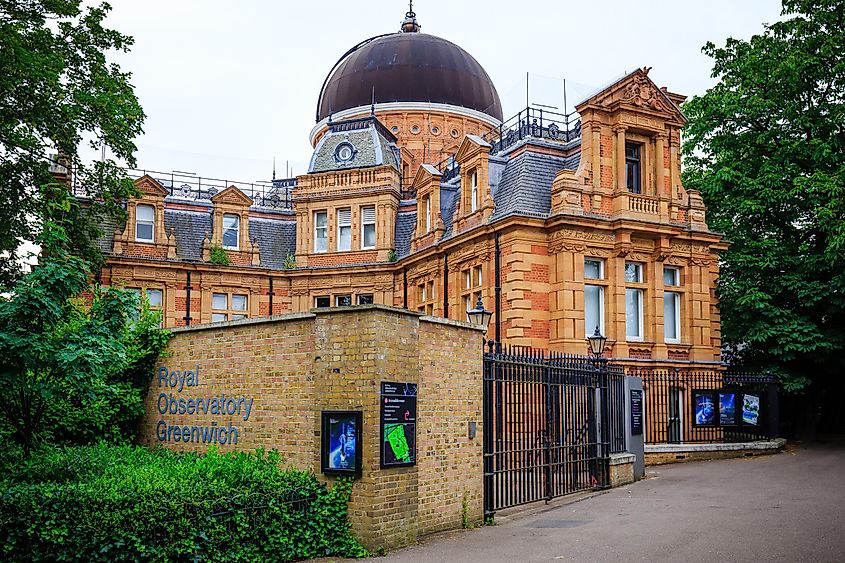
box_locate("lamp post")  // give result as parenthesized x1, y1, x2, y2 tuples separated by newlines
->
(586, 326, 607, 360)
(467, 295, 494, 350)
(585, 325, 609, 489)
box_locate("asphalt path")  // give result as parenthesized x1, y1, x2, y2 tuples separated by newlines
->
(373, 443, 845, 563)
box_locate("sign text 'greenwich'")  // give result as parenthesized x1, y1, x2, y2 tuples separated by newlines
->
(155, 366, 254, 445)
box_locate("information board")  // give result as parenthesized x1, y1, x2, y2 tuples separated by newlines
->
(630, 389, 643, 436)
(380, 382, 417, 468)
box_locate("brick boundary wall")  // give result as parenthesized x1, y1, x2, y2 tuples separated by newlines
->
(140, 305, 484, 550)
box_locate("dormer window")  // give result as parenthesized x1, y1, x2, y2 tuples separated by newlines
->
(470, 169, 478, 212)
(135, 204, 155, 242)
(425, 196, 432, 232)
(222, 214, 240, 250)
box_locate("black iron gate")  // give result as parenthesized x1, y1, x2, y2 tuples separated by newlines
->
(482, 346, 625, 517)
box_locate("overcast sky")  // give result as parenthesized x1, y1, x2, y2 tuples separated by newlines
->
(97, 0, 784, 183)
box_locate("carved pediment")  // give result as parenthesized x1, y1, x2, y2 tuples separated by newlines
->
(134, 175, 169, 197)
(211, 185, 253, 207)
(577, 67, 686, 124)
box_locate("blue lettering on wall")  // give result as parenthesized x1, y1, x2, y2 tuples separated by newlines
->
(154, 365, 252, 444)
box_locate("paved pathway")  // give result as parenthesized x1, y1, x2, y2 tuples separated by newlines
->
(375, 443, 845, 562)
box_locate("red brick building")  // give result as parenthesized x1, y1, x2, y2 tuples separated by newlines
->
(89, 8, 726, 367)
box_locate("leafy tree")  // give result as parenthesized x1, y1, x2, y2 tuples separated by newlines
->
(683, 1, 845, 433)
(0, 0, 144, 289)
(0, 199, 170, 453)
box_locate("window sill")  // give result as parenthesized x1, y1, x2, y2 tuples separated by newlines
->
(134, 239, 155, 244)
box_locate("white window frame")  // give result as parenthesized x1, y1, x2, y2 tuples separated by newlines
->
(425, 196, 431, 232)
(584, 258, 604, 281)
(135, 204, 155, 242)
(624, 262, 643, 283)
(470, 169, 478, 213)
(664, 266, 681, 287)
(212, 291, 248, 322)
(335, 294, 352, 307)
(663, 266, 681, 343)
(357, 294, 374, 305)
(664, 291, 681, 343)
(584, 257, 605, 337)
(585, 284, 605, 337)
(337, 208, 352, 252)
(626, 288, 644, 341)
(222, 213, 240, 250)
(315, 296, 330, 308)
(361, 205, 376, 250)
(211, 292, 228, 323)
(314, 210, 328, 253)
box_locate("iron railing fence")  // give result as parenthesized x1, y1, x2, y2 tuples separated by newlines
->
(482, 345, 625, 517)
(427, 106, 581, 191)
(71, 168, 296, 210)
(628, 369, 779, 445)
(480, 106, 581, 154)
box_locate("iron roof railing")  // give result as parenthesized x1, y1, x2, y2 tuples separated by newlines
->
(72, 168, 298, 210)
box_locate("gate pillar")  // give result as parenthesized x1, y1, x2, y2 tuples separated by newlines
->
(625, 376, 645, 480)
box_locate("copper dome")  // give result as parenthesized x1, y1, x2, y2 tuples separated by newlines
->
(316, 32, 503, 122)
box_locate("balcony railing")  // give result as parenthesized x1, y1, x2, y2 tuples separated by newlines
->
(627, 193, 660, 215)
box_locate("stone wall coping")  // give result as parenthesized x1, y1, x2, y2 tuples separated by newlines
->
(310, 303, 422, 317)
(420, 314, 486, 333)
(645, 438, 786, 454)
(170, 311, 316, 333)
(169, 304, 487, 335)
(609, 452, 636, 465)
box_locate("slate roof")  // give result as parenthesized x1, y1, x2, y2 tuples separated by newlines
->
(249, 218, 296, 269)
(95, 138, 581, 269)
(309, 125, 399, 173)
(93, 212, 119, 254)
(440, 185, 460, 238)
(491, 151, 575, 220)
(394, 211, 417, 259)
(164, 210, 212, 262)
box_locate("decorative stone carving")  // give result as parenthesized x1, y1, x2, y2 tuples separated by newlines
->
(167, 227, 178, 260)
(621, 67, 668, 111)
(201, 232, 211, 261)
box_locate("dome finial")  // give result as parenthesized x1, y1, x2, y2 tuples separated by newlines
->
(400, 2, 420, 33)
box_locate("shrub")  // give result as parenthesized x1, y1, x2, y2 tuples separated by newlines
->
(0, 227, 172, 453)
(0, 444, 367, 562)
(209, 243, 231, 265)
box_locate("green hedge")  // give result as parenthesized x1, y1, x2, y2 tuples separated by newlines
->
(0, 444, 367, 561)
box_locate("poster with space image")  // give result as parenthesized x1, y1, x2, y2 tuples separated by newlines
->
(719, 393, 737, 426)
(694, 391, 716, 426)
(321, 411, 362, 477)
(742, 394, 760, 425)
